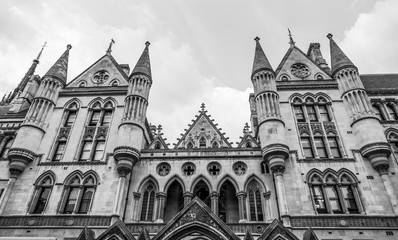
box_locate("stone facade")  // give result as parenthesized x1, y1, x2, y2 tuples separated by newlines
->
(0, 34, 397, 240)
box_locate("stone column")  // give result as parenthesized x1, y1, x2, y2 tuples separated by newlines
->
(155, 192, 167, 223)
(131, 192, 141, 222)
(0, 170, 20, 215)
(111, 167, 130, 224)
(236, 191, 247, 223)
(210, 192, 219, 215)
(271, 163, 290, 227)
(376, 165, 398, 215)
(263, 191, 272, 222)
(183, 192, 193, 206)
(351, 183, 365, 214)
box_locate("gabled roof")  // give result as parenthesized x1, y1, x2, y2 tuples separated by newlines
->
(174, 104, 232, 149)
(66, 53, 129, 88)
(76, 226, 95, 240)
(152, 197, 240, 240)
(95, 219, 136, 240)
(258, 219, 299, 240)
(303, 227, 319, 240)
(237, 123, 259, 148)
(275, 45, 331, 79)
(147, 125, 169, 149)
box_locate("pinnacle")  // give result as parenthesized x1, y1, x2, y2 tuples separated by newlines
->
(252, 36, 274, 77)
(131, 41, 152, 79)
(327, 33, 357, 76)
(44, 44, 72, 84)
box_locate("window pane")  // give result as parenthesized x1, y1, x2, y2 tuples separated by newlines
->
(93, 141, 105, 161)
(80, 141, 92, 161)
(328, 137, 341, 158)
(64, 111, 76, 127)
(312, 186, 327, 213)
(318, 105, 330, 122)
(341, 186, 359, 213)
(387, 106, 397, 120)
(33, 188, 51, 214)
(301, 137, 314, 158)
(89, 111, 101, 126)
(78, 188, 94, 214)
(255, 190, 263, 221)
(101, 110, 112, 126)
(314, 138, 327, 158)
(294, 106, 305, 122)
(306, 106, 318, 122)
(140, 191, 149, 221)
(64, 188, 79, 213)
(249, 190, 256, 221)
(53, 142, 66, 161)
(326, 186, 342, 213)
(0, 138, 13, 159)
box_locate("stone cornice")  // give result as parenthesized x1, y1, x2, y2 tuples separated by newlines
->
(276, 80, 338, 91)
(59, 86, 127, 97)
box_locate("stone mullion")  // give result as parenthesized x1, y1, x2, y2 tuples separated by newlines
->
(236, 191, 247, 223)
(321, 184, 333, 214)
(155, 192, 167, 223)
(391, 102, 398, 119)
(131, 192, 141, 222)
(210, 192, 219, 216)
(336, 184, 348, 214)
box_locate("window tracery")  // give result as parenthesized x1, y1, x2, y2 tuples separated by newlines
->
(92, 70, 109, 84)
(290, 63, 310, 78)
(30, 174, 54, 214)
(207, 162, 221, 176)
(140, 183, 156, 221)
(157, 163, 171, 176)
(233, 161, 247, 175)
(182, 162, 196, 176)
(247, 181, 264, 221)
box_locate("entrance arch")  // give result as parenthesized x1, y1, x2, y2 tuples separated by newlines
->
(161, 222, 231, 240)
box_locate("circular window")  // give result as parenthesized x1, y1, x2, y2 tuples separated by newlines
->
(207, 162, 221, 176)
(182, 162, 196, 176)
(290, 63, 310, 78)
(233, 161, 247, 175)
(92, 70, 109, 84)
(157, 162, 171, 176)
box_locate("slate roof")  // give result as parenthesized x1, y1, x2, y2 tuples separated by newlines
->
(360, 73, 398, 92)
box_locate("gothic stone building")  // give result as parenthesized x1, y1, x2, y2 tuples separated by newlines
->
(0, 34, 397, 240)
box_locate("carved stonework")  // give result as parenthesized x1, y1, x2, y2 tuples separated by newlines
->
(271, 165, 285, 175)
(374, 164, 389, 175)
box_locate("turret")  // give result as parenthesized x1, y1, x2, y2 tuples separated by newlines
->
(250, 37, 290, 224)
(112, 41, 152, 223)
(328, 34, 398, 213)
(251, 37, 289, 171)
(8, 44, 71, 178)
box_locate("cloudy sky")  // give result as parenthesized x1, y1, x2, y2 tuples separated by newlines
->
(1, 0, 397, 146)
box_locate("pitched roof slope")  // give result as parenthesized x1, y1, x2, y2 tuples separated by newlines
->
(44, 44, 72, 84)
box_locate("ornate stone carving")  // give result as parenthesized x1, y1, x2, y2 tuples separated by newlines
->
(207, 162, 221, 176)
(117, 165, 131, 177)
(271, 165, 285, 175)
(290, 63, 310, 78)
(157, 162, 171, 176)
(261, 143, 289, 160)
(233, 161, 247, 175)
(374, 164, 389, 175)
(182, 162, 196, 176)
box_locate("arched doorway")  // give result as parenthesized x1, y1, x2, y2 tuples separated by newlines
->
(193, 180, 210, 207)
(218, 180, 239, 223)
(164, 181, 184, 222)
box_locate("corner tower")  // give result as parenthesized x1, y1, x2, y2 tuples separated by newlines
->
(112, 42, 152, 221)
(250, 37, 290, 224)
(328, 34, 398, 213)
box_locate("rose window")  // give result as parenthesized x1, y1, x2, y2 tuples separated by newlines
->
(207, 162, 221, 176)
(92, 70, 110, 83)
(290, 63, 310, 78)
(233, 161, 247, 175)
(182, 162, 196, 176)
(157, 163, 171, 176)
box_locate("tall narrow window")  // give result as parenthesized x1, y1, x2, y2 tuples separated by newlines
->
(386, 105, 398, 120)
(301, 134, 314, 158)
(314, 135, 327, 158)
(64, 177, 80, 214)
(92, 140, 105, 161)
(101, 110, 112, 126)
(31, 175, 53, 214)
(325, 176, 342, 214)
(64, 111, 77, 127)
(373, 105, 385, 120)
(52, 137, 67, 161)
(294, 106, 305, 122)
(306, 105, 318, 122)
(318, 105, 330, 122)
(78, 177, 95, 214)
(140, 184, 156, 221)
(80, 140, 93, 161)
(328, 137, 341, 158)
(247, 182, 264, 221)
(89, 111, 101, 126)
(0, 138, 13, 159)
(340, 175, 359, 214)
(388, 133, 398, 152)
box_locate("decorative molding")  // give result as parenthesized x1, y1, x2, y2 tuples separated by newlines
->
(0, 215, 111, 227)
(297, 158, 356, 163)
(290, 215, 398, 228)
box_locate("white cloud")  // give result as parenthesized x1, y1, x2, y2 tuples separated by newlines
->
(341, 0, 398, 73)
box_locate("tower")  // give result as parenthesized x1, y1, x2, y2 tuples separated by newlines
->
(328, 33, 398, 214)
(250, 37, 290, 225)
(112, 42, 152, 222)
(0, 44, 71, 214)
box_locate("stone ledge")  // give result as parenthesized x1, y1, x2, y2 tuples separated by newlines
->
(290, 215, 398, 228)
(297, 158, 356, 163)
(38, 161, 107, 166)
(0, 215, 111, 227)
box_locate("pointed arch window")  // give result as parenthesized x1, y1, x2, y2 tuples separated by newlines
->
(388, 132, 398, 152)
(373, 104, 385, 121)
(386, 104, 398, 120)
(328, 136, 341, 158)
(60, 174, 97, 214)
(199, 137, 206, 148)
(186, 142, 194, 149)
(247, 181, 263, 222)
(140, 183, 156, 221)
(301, 133, 314, 158)
(314, 133, 327, 158)
(30, 175, 54, 214)
(308, 170, 363, 214)
(64, 103, 78, 127)
(52, 137, 67, 161)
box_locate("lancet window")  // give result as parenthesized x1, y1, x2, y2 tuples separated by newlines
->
(78, 100, 113, 161)
(308, 169, 362, 215)
(140, 183, 156, 221)
(292, 96, 344, 159)
(60, 173, 97, 214)
(29, 173, 54, 214)
(247, 181, 264, 222)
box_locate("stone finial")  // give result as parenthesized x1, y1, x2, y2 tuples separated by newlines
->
(288, 28, 295, 46)
(327, 33, 333, 39)
(200, 103, 206, 112)
(254, 36, 260, 42)
(67, 44, 72, 50)
(106, 39, 114, 54)
(35, 41, 47, 62)
(243, 122, 250, 135)
(145, 41, 150, 47)
(157, 124, 163, 135)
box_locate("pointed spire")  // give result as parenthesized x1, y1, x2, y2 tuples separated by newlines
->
(200, 103, 206, 113)
(44, 44, 72, 84)
(131, 41, 152, 79)
(34, 41, 47, 63)
(288, 28, 295, 47)
(327, 33, 357, 76)
(252, 36, 274, 78)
